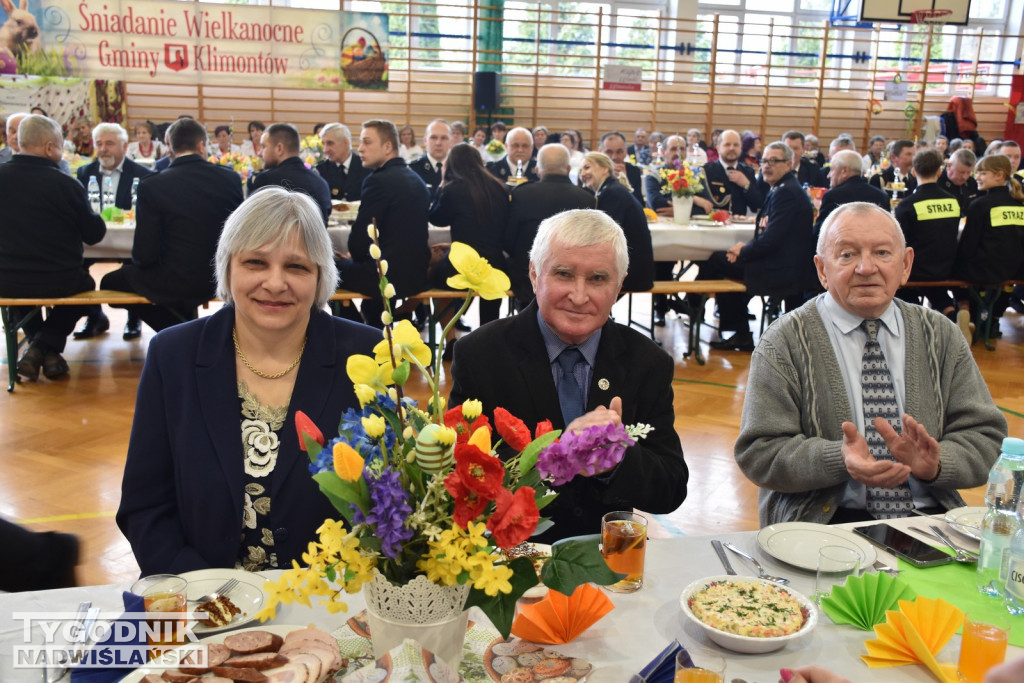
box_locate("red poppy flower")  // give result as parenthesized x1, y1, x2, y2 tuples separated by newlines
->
(487, 487, 540, 549)
(444, 471, 489, 527)
(444, 405, 491, 444)
(494, 407, 532, 451)
(454, 443, 504, 498)
(294, 411, 324, 451)
(535, 420, 554, 438)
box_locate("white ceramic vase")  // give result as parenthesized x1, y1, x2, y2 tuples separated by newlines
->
(672, 195, 694, 225)
(362, 570, 470, 671)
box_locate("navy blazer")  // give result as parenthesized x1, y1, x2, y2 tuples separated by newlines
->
(76, 158, 155, 211)
(408, 154, 444, 197)
(316, 154, 369, 202)
(117, 307, 380, 576)
(700, 161, 763, 216)
(739, 171, 816, 295)
(594, 177, 654, 292)
(449, 301, 688, 542)
(250, 157, 332, 224)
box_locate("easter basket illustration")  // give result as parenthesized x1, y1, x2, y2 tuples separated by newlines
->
(341, 27, 387, 87)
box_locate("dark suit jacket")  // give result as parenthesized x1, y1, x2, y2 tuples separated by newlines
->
(251, 157, 332, 224)
(347, 157, 430, 297)
(0, 154, 106, 294)
(753, 161, 826, 201)
(595, 177, 653, 292)
(76, 158, 155, 210)
(938, 171, 980, 216)
(895, 182, 960, 281)
(623, 162, 644, 205)
(503, 175, 596, 303)
(700, 160, 763, 215)
(116, 307, 381, 575)
(316, 154, 369, 202)
(449, 301, 688, 542)
(644, 166, 673, 211)
(408, 154, 444, 198)
(486, 156, 539, 185)
(154, 156, 171, 172)
(869, 166, 917, 201)
(128, 154, 244, 307)
(739, 171, 816, 295)
(813, 175, 890, 237)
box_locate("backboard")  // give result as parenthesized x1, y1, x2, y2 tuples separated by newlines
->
(860, 0, 971, 26)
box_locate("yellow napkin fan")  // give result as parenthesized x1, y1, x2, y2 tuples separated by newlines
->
(861, 596, 964, 682)
(510, 583, 614, 644)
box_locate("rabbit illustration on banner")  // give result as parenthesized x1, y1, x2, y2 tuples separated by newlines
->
(0, 0, 41, 58)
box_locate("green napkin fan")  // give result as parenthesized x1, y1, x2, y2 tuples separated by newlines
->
(821, 572, 917, 630)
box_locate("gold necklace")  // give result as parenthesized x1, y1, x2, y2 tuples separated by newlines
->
(232, 328, 307, 380)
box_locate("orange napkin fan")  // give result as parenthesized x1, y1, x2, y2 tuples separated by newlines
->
(861, 596, 964, 682)
(510, 584, 614, 644)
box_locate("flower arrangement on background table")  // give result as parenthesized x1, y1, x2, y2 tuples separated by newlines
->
(257, 232, 639, 638)
(484, 139, 506, 162)
(658, 161, 705, 198)
(301, 134, 324, 168)
(208, 151, 258, 184)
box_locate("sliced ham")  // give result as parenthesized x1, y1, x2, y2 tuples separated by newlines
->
(283, 653, 322, 683)
(221, 652, 289, 671)
(224, 631, 284, 655)
(278, 640, 340, 676)
(210, 666, 269, 682)
(261, 662, 312, 683)
(200, 679, 235, 683)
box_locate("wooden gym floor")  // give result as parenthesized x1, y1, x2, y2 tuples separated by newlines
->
(2, 285, 1022, 587)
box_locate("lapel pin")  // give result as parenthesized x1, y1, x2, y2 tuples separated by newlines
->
(598, 378, 610, 391)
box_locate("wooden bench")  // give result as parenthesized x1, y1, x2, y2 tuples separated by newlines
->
(625, 279, 747, 365)
(900, 280, 1024, 350)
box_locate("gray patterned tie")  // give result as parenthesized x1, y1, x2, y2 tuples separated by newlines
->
(861, 319, 914, 518)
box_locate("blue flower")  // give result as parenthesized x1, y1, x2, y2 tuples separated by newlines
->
(353, 465, 413, 559)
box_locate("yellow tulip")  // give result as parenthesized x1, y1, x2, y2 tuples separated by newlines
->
(333, 441, 364, 482)
(373, 320, 431, 368)
(462, 399, 483, 420)
(353, 383, 377, 407)
(468, 425, 492, 454)
(362, 414, 386, 438)
(446, 242, 511, 300)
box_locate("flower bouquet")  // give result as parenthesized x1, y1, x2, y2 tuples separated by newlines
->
(301, 135, 324, 168)
(484, 139, 506, 161)
(658, 161, 705, 198)
(208, 151, 258, 184)
(257, 232, 632, 640)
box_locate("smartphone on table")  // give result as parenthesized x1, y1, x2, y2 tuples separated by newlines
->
(853, 523, 955, 568)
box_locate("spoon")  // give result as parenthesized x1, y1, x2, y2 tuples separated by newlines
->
(908, 526, 978, 563)
(722, 542, 789, 584)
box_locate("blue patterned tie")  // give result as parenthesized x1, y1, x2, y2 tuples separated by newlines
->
(861, 319, 914, 518)
(556, 347, 585, 426)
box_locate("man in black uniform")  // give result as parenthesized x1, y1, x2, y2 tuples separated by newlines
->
(598, 131, 644, 205)
(937, 148, 979, 216)
(869, 139, 917, 201)
(486, 127, 538, 184)
(317, 123, 369, 202)
(408, 120, 452, 198)
(895, 148, 960, 316)
(250, 123, 332, 223)
(700, 129, 763, 217)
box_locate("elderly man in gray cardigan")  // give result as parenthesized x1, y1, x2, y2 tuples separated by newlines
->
(736, 202, 1006, 527)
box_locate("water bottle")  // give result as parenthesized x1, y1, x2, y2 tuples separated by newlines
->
(977, 438, 1024, 597)
(1000, 439, 1024, 612)
(130, 177, 140, 214)
(102, 176, 114, 210)
(87, 176, 101, 214)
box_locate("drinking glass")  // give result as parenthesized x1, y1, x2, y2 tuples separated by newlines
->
(815, 545, 860, 605)
(601, 511, 648, 593)
(131, 574, 188, 658)
(675, 649, 725, 683)
(958, 613, 1010, 682)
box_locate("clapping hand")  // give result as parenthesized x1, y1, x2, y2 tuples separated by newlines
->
(841, 421, 911, 488)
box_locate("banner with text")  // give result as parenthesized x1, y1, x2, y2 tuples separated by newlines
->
(1, 0, 388, 89)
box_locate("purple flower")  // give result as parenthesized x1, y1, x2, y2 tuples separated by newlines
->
(536, 423, 635, 486)
(352, 466, 413, 559)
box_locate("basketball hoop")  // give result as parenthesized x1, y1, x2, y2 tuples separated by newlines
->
(910, 8, 953, 24)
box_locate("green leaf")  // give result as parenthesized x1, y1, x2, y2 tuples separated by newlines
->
(542, 538, 622, 595)
(516, 469, 542, 491)
(303, 435, 323, 463)
(313, 471, 369, 517)
(464, 557, 539, 639)
(391, 359, 411, 386)
(517, 431, 560, 476)
(535, 492, 557, 511)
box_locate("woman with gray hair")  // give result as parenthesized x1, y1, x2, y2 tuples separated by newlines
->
(117, 187, 379, 576)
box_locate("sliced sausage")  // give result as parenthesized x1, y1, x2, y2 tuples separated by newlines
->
(221, 653, 289, 671)
(224, 631, 284, 655)
(161, 671, 197, 683)
(177, 641, 231, 675)
(210, 666, 269, 682)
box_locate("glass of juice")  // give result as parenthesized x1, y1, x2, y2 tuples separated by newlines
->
(675, 649, 725, 683)
(958, 613, 1010, 682)
(601, 511, 648, 593)
(131, 574, 188, 659)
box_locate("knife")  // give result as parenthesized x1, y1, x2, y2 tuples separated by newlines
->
(711, 540, 737, 575)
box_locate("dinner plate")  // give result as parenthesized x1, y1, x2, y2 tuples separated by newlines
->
(119, 624, 302, 682)
(756, 522, 877, 571)
(944, 506, 985, 541)
(180, 568, 268, 634)
(691, 219, 725, 227)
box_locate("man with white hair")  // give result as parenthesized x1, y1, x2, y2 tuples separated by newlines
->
(486, 126, 538, 184)
(450, 209, 688, 541)
(503, 143, 595, 310)
(735, 202, 1005, 525)
(74, 122, 155, 339)
(316, 123, 368, 202)
(0, 112, 29, 164)
(0, 115, 106, 380)
(827, 134, 857, 160)
(813, 149, 889, 238)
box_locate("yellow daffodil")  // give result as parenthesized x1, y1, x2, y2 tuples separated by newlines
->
(333, 442, 365, 482)
(446, 242, 511, 300)
(374, 320, 431, 368)
(462, 399, 483, 420)
(468, 425, 492, 454)
(362, 414, 386, 438)
(346, 354, 393, 391)
(353, 383, 377, 407)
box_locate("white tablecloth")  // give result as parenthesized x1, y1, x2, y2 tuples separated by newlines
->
(83, 223, 756, 263)
(1, 517, 1016, 682)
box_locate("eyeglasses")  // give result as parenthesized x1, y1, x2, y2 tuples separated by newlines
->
(761, 157, 789, 166)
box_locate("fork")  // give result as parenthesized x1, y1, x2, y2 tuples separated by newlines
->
(189, 578, 239, 604)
